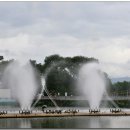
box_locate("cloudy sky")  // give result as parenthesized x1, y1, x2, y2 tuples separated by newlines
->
(0, 2, 130, 78)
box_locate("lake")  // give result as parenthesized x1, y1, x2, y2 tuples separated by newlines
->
(0, 116, 130, 128)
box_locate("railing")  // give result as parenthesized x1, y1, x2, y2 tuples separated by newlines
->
(38, 95, 130, 101)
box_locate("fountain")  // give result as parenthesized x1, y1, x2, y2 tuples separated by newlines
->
(2, 60, 38, 110)
(0, 59, 128, 118)
(32, 75, 59, 109)
(77, 62, 106, 108)
(77, 61, 118, 109)
(32, 76, 45, 108)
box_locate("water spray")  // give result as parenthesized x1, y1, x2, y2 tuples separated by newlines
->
(2, 60, 38, 109)
(105, 92, 119, 108)
(32, 76, 59, 109)
(44, 85, 59, 109)
(32, 77, 45, 108)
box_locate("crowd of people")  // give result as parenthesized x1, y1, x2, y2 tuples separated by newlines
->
(42, 109, 80, 114)
(0, 110, 7, 115)
(89, 109, 100, 113)
(19, 110, 32, 114)
(110, 108, 122, 113)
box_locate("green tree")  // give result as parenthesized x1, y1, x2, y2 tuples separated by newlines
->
(44, 55, 99, 96)
(0, 56, 3, 61)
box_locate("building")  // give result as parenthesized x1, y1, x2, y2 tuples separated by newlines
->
(0, 89, 18, 107)
(0, 89, 11, 99)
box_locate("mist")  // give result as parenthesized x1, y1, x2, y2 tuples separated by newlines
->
(2, 60, 39, 109)
(77, 62, 106, 108)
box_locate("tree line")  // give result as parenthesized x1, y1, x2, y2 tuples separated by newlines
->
(1, 55, 130, 107)
(1, 54, 130, 96)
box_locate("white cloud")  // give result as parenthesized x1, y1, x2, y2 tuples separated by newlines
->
(0, 2, 130, 77)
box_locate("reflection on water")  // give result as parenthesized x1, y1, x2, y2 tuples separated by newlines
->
(19, 119, 31, 128)
(0, 116, 130, 128)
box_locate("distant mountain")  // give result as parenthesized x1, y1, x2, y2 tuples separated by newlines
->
(111, 77, 130, 84)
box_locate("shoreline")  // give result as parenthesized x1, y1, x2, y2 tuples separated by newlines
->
(0, 112, 130, 118)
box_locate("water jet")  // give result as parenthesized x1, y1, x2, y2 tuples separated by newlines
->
(2, 60, 39, 110)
